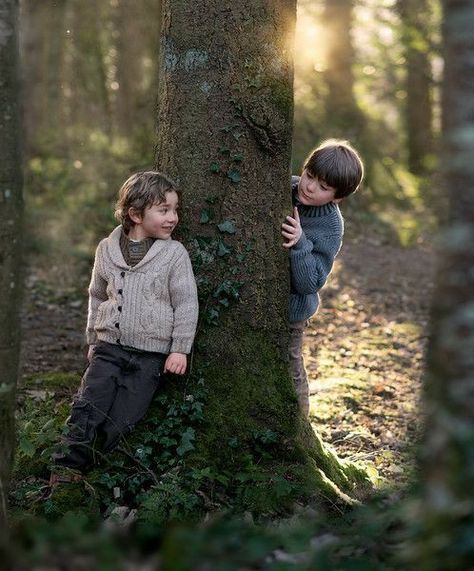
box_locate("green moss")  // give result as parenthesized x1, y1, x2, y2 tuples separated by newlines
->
(179, 325, 372, 512)
(35, 481, 101, 521)
(265, 76, 293, 118)
(21, 371, 81, 392)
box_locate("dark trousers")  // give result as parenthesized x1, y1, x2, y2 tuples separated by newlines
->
(53, 341, 165, 472)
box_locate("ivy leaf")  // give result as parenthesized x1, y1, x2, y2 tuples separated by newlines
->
(217, 220, 236, 234)
(207, 307, 220, 324)
(200, 208, 212, 224)
(210, 162, 220, 173)
(177, 428, 195, 457)
(19, 436, 35, 458)
(232, 153, 244, 162)
(227, 169, 241, 183)
(217, 241, 232, 257)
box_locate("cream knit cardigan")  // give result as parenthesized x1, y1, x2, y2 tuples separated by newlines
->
(86, 226, 198, 354)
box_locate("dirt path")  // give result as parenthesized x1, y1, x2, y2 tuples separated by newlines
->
(308, 234, 434, 486)
(20, 234, 435, 486)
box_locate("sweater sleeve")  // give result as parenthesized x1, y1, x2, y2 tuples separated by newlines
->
(86, 241, 108, 345)
(168, 247, 199, 354)
(289, 230, 342, 295)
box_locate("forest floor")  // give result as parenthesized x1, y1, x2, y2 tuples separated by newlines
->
(19, 225, 435, 490)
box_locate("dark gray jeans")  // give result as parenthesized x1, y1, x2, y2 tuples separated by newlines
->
(53, 341, 165, 472)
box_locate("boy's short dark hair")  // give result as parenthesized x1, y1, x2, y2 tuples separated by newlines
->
(304, 139, 364, 199)
(115, 171, 178, 232)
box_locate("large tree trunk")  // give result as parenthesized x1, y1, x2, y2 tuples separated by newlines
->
(397, 0, 434, 176)
(0, 0, 23, 530)
(154, 0, 370, 511)
(412, 1, 474, 567)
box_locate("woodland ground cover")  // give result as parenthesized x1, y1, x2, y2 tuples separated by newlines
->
(8, 207, 434, 568)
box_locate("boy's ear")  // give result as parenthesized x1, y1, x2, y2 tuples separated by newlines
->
(128, 207, 142, 224)
(333, 198, 343, 204)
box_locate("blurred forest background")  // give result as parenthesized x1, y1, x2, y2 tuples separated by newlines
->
(20, 0, 441, 276)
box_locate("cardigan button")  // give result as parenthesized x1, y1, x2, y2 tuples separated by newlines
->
(115, 322, 120, 328)
(121, 271, 125, 277)
(118, 289, 123, 295)
(118, 306, 122, 312)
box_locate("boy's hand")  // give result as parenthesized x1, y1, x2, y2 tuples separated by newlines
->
(164, 352, 187, 375)
(282, 207, 302, 248)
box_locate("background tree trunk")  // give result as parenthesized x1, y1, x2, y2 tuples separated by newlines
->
(114, 0, 161, 146)
(115, 0, 142, 136)
(20, 0, 67, 154)
(66, 0, 113, 138)
(155, 0, 370, 511)
(323, 0, 365, 139)
(0, 0, 23, 530)
(397, 0, 434, 175)
(412, 0, 474, 567)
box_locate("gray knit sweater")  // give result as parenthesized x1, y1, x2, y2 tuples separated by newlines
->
(289, 176, 344, 323)
(86, 225, 199, 354)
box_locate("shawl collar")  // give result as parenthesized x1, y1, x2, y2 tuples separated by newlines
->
(105, 225, 171, 270)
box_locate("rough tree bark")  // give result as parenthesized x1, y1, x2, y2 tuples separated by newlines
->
(412, 0, 474, 567)
(397, 0, 434, 176)
(154, 0, 370, 511)
(0, 0, 23, 530)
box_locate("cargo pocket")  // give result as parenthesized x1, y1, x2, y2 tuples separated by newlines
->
(66, 399, 93, 444)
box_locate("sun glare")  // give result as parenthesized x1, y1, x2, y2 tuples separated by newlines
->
(294, 9, 327, 71)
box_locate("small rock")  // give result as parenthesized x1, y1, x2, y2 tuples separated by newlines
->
(310, 533, 339, 549)
(104, 506, 137, 532)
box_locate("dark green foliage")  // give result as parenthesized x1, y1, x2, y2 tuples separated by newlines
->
(405, 500, 474, 571)
(5, 512, 122, 569)
(159, 493, 407, 571)
(11, 346, 371, 528)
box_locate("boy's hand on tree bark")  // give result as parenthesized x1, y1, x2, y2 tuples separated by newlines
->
(282, 207, 302, 248)
(164, 352, 187, 375)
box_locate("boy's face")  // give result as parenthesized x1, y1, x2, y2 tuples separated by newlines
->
(129, 190, 179, 240)
(297, 169, 341, 207)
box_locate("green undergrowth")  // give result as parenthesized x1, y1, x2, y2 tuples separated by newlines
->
(6, 491, 409, 569)
(11, 331, 374, 532)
